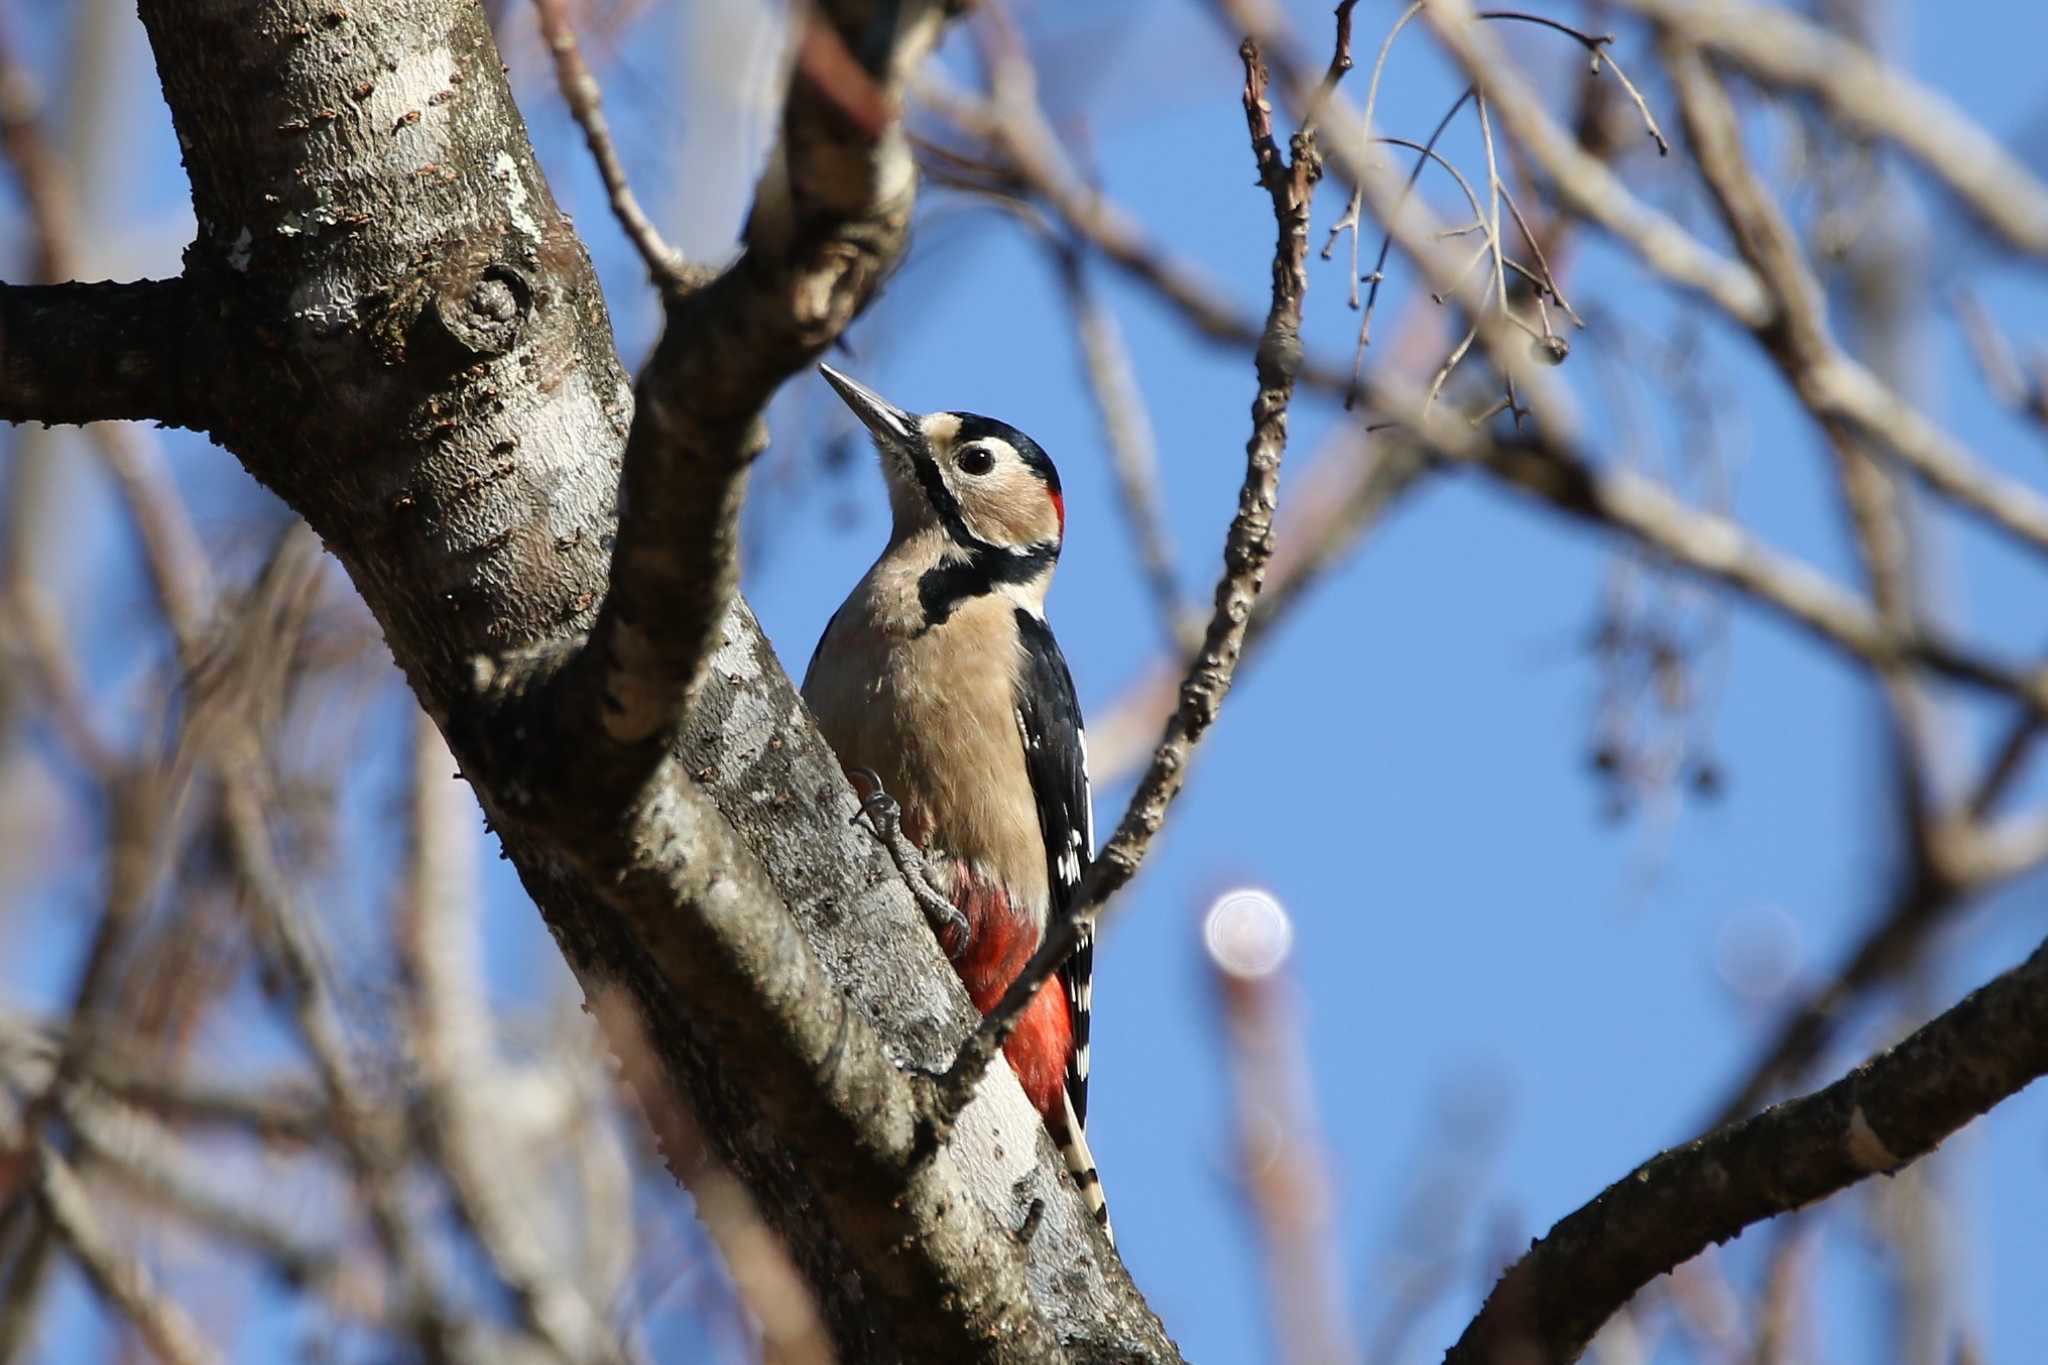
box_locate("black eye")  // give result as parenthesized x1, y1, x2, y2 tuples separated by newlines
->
(957, 446, 995, 476)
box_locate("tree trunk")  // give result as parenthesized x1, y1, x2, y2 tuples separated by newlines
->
(5, 1, 1182, 1359)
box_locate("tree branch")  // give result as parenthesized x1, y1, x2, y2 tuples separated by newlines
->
(1052, 242, 1192, 651)
(0, 278, 215, 429)
(531, 0, 691, 295)
(570, 0, 948, 751)
(938, 31, 1324, 1122)
(400, 716, 622, 1364)
(1446, 931, 2048, 1364)
(35, 1146, 222, 1365)
(1417, 0, 2048, 566)
(1246, 16, 2048, 726)
(1612, 0, 2048, 263)
(118, 0, 1179, 1350)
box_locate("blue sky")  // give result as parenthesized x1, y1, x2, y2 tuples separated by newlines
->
(9, 1, 2048, 1361)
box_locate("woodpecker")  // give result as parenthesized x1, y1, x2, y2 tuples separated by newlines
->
(801, 364, 1109, 1239)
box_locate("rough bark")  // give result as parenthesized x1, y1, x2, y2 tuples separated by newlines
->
(0, 0, 1182, 1358)
(1446, 931, 2048, 1364)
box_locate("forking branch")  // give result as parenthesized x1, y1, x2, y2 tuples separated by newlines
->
(932, 22, 1337, 1130)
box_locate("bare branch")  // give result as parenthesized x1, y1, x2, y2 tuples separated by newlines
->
(1216, 17, 2046, 720)
(531, 0, 694, 296)
(916, 66, 1261, 350)
(1052, 243, 1191, 650)
(0, 1202, 57, 1365)
(1407, 414, 2048, 715)
(36, 1146, 223, 1365)
(570, 1, 951, 751)
(1954, 289, 2048, 431)
(1662, 38, 1943, 827)
(1476, 9, 1668, 154)
(0, 26, 214, 658)
(937, 31, 1325, 1123)
(1613, 0, 2048, 261)
(1406, 6, 1771, 324)
(204, 551, 468, 1352)
(1446, 931, 2048, 1364)
(401, 715, 623, 1364)
(0, 279, 216, 430)
(101, 0, 1183, 1352)
(591, 989, 833, 1365)
(1420, 1, 2048, 566)
(59, 1089, 339, 1292)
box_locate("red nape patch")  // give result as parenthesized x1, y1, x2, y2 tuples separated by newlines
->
(1049, 489, 1066, 539)
(949, 874, 1073, 1122)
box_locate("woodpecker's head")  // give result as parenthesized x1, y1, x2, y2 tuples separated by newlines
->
(820, 364, 1065, 564)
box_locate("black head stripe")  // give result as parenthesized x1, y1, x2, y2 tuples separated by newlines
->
(908, 445, 973, 546)
(911, 414, 1060, 565)
(954, 413, 1060, 494)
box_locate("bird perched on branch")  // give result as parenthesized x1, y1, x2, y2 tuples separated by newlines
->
(802, 364, 1109, 1239)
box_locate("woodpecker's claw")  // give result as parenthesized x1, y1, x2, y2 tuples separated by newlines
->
(847, 768, 971, 955)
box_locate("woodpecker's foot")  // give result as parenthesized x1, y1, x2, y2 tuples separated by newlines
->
(847, 768, 971, 955)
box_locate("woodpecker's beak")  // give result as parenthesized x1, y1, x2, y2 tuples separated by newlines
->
(819, 364, 918, 451)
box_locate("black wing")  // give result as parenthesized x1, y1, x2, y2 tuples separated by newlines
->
(1012, 609, 1096, 1127)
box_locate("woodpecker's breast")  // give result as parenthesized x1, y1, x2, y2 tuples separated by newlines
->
(801, 549, 1053, 918)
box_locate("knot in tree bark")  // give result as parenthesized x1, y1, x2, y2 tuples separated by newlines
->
(426, 262, 533, 360)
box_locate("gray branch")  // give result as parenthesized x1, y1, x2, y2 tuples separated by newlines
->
(1445, 932, 2048, 1364)
(568, 2, 947, 751)
(84, 0, 1181, 1358)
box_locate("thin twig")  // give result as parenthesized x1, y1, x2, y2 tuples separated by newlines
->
(1499, 182, 1582, 329)
(913, 64, 1361, 398)
(1613, 0, 2048, 259)
(0, 1200, 56, 1365)
(1476, 9, 1669, 154)
(590, 989, 834, 1365)
(1359, 2, 1425, 149)
(1419, 0, 2048, 566)
(1354, 92, 1475, 401)
(1667, 37, 1944, 815)
(1237, 0, 2048, 723)
(532, 0, 693, 296)
(1954, 288, 2048, 431)
(1298, 0, 1360, 138)
(216, 675, 466, 1356)
(1053, 242, 1192, 650)
(59, 1089, 339, 1292)
(933, 31, 1327, 1127)
(1447, 930, 2048, 1363)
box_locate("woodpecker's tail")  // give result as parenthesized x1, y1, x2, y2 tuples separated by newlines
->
(1057, 1087, 1113, 1244)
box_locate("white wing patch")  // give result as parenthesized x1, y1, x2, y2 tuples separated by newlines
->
(1078, 726, 1095, 854)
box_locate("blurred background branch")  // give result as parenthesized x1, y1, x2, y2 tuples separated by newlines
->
(7, 0, 2048, 1360)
